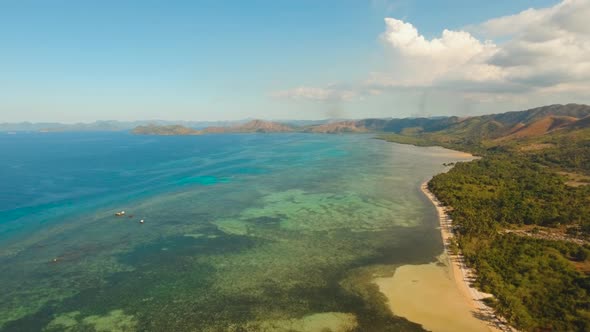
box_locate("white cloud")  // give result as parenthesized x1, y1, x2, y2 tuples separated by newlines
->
(484, 0, 590, 92)
(375, 0, 590, 95)
(470, 8, 550, 38)
(382, 18, 494, 60)
(273, 0, 590, 109)
(376, 18, 501, 87)
(474, 0, 590, 37)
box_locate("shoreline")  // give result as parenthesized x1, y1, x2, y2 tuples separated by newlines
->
(420, 180, 514, 332)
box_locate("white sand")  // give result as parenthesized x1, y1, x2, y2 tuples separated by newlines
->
(374, 176, 516, 332)
(421, 181, 514, 331)
(375, 258, 492, 332)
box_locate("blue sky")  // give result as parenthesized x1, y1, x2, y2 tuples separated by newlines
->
(3, 0, 586, 122)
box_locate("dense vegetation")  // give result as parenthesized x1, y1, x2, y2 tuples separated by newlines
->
(427, 156, 590, 330)
(430, 156, 590, 233)
(475, 235, 590, 331)
(525, 129, 590, 174)
(382, 105, 590, 331)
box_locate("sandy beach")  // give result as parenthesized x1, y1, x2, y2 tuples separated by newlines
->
(420, 181, 512, 332)
(375, 175, 515, 332)
(375, 256, 493, 332)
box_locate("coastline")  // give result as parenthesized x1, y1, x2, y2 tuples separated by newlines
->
(373, 177, 504, 332)
(420, 180, 514, 332)
(374, 146, 515, 332)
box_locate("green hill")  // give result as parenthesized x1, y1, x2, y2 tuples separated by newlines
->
(381, 103, 590, 331)
(380, 104, 590, 153)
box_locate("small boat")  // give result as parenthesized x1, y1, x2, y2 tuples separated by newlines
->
(139, 219, 145, 224)
(115, 210, 126, 216)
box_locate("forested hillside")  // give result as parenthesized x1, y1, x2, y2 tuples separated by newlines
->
(381, 104, 590, 331)
(380, 103, 590, 155)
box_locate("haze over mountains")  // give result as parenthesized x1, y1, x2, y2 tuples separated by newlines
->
(0, 120, 256, 132)
(3, 104, 590, 142)
(129, 103, 590, 139)
(0, 119, 333, 133)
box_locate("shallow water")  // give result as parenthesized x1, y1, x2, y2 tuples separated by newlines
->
(0, 132, 472, 331)
(375, 257, 490, 332)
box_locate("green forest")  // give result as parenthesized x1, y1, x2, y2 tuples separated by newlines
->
(429, 156, 590, 331)
(379, 106, 590, 331)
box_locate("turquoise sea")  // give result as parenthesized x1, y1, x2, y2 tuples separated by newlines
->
(0, 132, 471, 331)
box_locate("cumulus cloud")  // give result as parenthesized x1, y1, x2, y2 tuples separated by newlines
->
(479, 0, 590, 93)
(474, 0, 590, 37)
(375, 18, 501, 88)
(373, 0, 590, 94)
(382, 18, 494, 60)
(274, 0, 590, 107)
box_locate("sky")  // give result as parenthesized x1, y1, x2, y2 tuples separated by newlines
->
(1, 0, 588, 122)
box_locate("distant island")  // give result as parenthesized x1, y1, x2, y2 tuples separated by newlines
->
(131, 119, 372, 135)
(132, 120, 294, 135)
(130, 103, 590, 140)
(8, 103, 588, 138)
(201, 119, 295, 134)
(132, 124, 202, 136)
(0, 119, 303, 133)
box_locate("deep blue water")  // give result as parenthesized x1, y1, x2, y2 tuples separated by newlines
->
(0, 132, 346, 243)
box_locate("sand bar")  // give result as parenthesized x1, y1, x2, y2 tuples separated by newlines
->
(375, 174, 516, 331)
(375, 257, 491, 332)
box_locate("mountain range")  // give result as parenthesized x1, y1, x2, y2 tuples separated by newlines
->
(129, 104, 590, 143)
(4, 104, 590, 146)
(376, 103, 590, 153)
